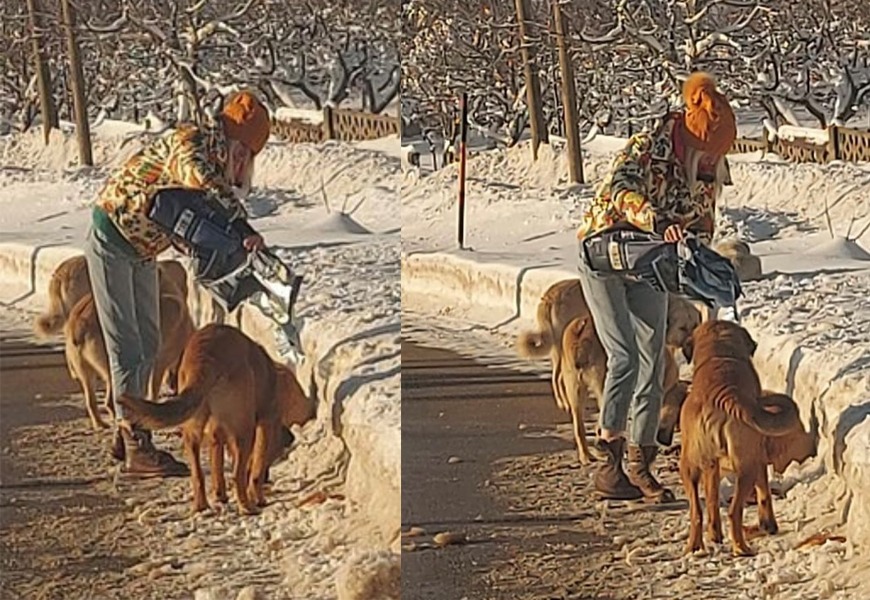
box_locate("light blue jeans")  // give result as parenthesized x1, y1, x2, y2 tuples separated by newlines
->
(577, 249, 668, 446)
(84, 226, 160, 418)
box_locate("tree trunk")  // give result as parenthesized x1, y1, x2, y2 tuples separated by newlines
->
(515, 0, 548, 159)
(553, 0, 583, 183)
(26, 0, 58, 144)
(61, 0, 93, 166)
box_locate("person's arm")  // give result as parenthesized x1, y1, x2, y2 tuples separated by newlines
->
(686, 195, 716, 246)
(608, 136, 657, 232)
(170, 127, 248, 222)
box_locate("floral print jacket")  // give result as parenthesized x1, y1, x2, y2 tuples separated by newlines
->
(577, 112, 717, 246)
(95, 123, 247, 258)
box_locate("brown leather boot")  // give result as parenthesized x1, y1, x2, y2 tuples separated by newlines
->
(119, 426, 189, 478)
(110, 428, 156, 462)
(625, 444, 676, 503)
(594, 438, 643, 500)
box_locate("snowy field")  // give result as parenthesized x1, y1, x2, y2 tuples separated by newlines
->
(401, 134, 870, 598)
(0, 124, 400, 598)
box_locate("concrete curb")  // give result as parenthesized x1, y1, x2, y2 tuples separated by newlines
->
(402, 249, 870, 548)
(0, 241, 399, 546)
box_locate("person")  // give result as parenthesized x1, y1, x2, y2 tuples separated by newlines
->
(86, 90, 294, 478)
(576, 72, 737, 501)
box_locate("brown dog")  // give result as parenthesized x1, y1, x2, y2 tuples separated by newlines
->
(34, 255, 189, 338)
(63, 290, 196, 429)
(560, 316, 684, 465)
(118, 325, 316, 515)
(518, 278, 701, 412)
(679, 320, 804, 556)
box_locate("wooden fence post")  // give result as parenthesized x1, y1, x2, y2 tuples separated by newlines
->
(828, 125, 840, 162)
(61, 0, 92, 166)
(552, 0, 583, 183)
(515, 0, 548, 159)
(323, 105, 335, 140)
(26, 0, 58, 145)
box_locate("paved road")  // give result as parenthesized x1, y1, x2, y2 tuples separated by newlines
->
(401, 341, 622, 600)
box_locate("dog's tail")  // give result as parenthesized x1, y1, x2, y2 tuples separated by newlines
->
(33, 274, 69, 338)
(119, 389, 204, 430)
(516, 297, 557, 358)
(722, 391, 802, 437)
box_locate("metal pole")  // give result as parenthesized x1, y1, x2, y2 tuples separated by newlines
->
(61, 0, 93, 166)
(553, 0, 584, 183)
(458, 92, 469, 249)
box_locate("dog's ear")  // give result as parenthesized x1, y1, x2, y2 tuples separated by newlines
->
(746, 331, 758, 357)
(681, 332, 695, 363)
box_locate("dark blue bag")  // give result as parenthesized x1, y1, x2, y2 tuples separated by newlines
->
(147, 188, 248, 283)
(581, 225, 742, 308)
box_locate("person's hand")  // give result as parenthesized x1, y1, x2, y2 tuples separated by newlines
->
(663, 224, 685, 242)
(243, 234, 265, 252)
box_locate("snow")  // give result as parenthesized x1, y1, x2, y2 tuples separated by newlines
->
(778, 125, 831, 145)
(402, 138, 870, 597)
(0, 125, 400, 596)
(274, 108, 325, 125)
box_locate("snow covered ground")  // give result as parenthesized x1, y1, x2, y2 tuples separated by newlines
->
(401, 135, 870, 597)
(0, 123, 400, 598)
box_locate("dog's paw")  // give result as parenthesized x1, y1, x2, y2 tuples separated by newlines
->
(759, 519, 778, 535)
(731, 543, 756, 557)
(707, 528, 724, 544)
(190, 501, 210, 516)
(238, 504, 262, 517)
(684, 542, 705, 556)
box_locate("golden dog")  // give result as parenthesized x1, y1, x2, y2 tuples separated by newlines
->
(63, 290, 195, 429)
(517, 278, 701, 412)
(119, 325, 316, 515)
(34, 255, 189, 338)
(560, 317, 684, 465)
(516, 279, 586, 411)
(679, 320, 804, 556)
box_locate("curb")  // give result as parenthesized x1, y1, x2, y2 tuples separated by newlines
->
(402, 249, 870, 549)
(0, 241, 399, 546)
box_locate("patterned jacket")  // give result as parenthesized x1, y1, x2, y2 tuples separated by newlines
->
(577, 112, 717, 245)
(95, 123, 247, 258)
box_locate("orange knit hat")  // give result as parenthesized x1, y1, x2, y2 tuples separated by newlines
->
(221, 91, 271, 155)
(681, 72, 737, 158)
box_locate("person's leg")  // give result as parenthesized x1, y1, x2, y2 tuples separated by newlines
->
(85, 226, 187, 477)
(624, 282, 674, 501)
(577, 255, 642, 499)
(577, 260, 641, 439)
(626, 283, 668, 446)
(84, 227, 144, 415)
(132, 258, 160, 399)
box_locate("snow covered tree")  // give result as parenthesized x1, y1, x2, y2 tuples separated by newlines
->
(403, 0, 558, 145)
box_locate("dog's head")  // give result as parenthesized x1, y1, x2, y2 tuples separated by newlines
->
(274, 363, 317, 428)
(762, 391, 818, 474)
(682, 319, 756, 364)
(666, 295, 703, 350)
